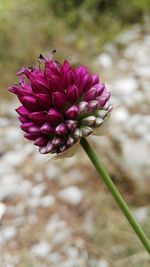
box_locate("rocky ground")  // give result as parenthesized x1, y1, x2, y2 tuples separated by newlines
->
(0, 23, 150, 267)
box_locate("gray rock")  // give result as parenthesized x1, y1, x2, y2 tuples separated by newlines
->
(113, 107, 129, 123)
(52, 227, 71, 245)
(31, 241, 52, 258)
(96, 259, 109, 267)
(39, 195, 55, 207)
(0, 202, 6, 222)
(112, 77, 138, 95)
(46, 215, 69, 236)
(133, 207, 148, 223)
(2, 226, 17, 241)
(58, 186, 83, 205)
(47, 252, 61, 264)
(2, 150, 28, 167)
(116, 25, 140, 44)
(134, 65, 150, 78)
(31, 183, 46, 197)
(5, 126, 22, 143)
(45, 164, 60, 180)
(27, 197, 41, 208)
(65, 247, 79, 258)
(97, 53, 112, 69)
(0, 174, 32, 201)
(27, 195, 55, 208)
(0, 118, 9, 127)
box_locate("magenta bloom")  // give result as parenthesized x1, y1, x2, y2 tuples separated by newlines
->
(9, 52, 112, 155)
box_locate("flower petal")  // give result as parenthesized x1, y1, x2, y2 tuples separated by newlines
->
(52, 92, 67, 109)
(66, 85, 79, 103)
(91, 74, 99, 85)
(19, 96, 39, 111)
(28, 111, 47, 124)
(65, 105, 78, 119)
(41, 123, 55, 134)
(47, 108, 62, 123)
(35, 94, 52, 110)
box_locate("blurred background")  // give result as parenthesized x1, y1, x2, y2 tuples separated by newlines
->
(0, 0, 150, 266)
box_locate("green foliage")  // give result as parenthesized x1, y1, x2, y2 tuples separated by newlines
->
(0, 0, 150, 98)
(46, 0, 150, 27)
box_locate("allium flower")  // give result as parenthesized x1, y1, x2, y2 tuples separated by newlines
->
(8, 53, 150, 253)
(9, 51, 112, 157)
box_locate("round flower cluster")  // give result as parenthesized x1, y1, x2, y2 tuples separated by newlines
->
(9, 52, 112, 156)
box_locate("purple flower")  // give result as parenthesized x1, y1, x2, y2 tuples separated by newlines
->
(9, 51, 112, 156)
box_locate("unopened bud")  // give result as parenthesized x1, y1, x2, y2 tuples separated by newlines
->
(81, 116, 96, 126)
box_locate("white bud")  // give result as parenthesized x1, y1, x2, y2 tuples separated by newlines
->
(67, 136, 75, 146)
(94, 117, 103, 127)
(72, 128, 82, 139)
(60, 145, 67, 152)
(39, 146, 47, 154)
(88, 100, 99, 111)
(81, 115, 96, 126)
(78, 101, 88, 115)
(81, 126, 93, 137)
(96, 110, 108, 119)
(103, 101, 110, 109)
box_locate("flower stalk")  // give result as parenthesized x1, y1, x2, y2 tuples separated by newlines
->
(80, 137, 150, 254)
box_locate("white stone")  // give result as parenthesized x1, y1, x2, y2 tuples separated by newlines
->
(113, 107, 129, 122)
(0, 118, 9, 127)
(0, 202, 6, 222)
(113, 77, 138, 95)
(0, 174, 21, 200)
(31, 241, 52, 258)
(2, 226, 17, 241)
(31, 183, 46, 197)
(27, 195, 55, 208)
(122, 140, 150, 181)
(116, 25, 140, 44)
(0, 161, 14, 176)
(96, 259, 109, 267)
(133, 207, 148, 223)
(144, 134, 150, 145)
(40, 195, 55, 207)
(58, 186, 83, 205)
(97, 53, 112, 68)
(27, 197, 41, 208)
(104, 43, 117, 56)
(5, 127, 22, 143)
(48, 252, 61, 263)
(2, 150, 27, 167)
(46, 215, 67, 233)
(117, 59, 129, 70)
(65, 247, 79, 258)
(134, 66, 150, 78)
(45, 164, 59, 180)
(52, 227, 71, 245)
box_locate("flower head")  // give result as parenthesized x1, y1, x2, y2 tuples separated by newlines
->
(9, 51, 112, 156)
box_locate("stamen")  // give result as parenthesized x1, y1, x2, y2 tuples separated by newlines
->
(50, 49, 56, 60)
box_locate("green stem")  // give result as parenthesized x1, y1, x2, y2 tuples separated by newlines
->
(80, 137, 150, 254)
